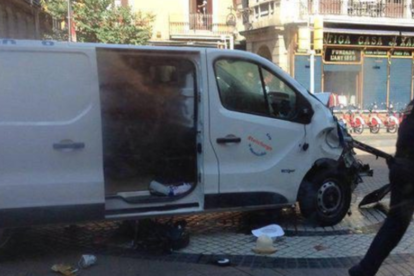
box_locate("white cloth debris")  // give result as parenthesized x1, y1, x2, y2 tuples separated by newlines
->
(171, 183, 192, 195)
(149, 181, 192, 196)
(252, 224, 285, 239)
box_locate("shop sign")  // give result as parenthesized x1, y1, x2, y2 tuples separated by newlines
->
(392, 50, 412, 57)
(364, 50, 387, 56)
(325, 48, 361, 63)
(324, 33, 414, 48)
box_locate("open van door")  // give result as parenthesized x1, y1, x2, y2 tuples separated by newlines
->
(98, 47, 204, 219)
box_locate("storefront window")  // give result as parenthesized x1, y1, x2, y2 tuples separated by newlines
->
(324, 68, 360, 108)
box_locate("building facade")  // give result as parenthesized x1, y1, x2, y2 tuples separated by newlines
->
(0, 0, 50, 40)
(242, 0, 414, 109)
(125, 0, 245, 48)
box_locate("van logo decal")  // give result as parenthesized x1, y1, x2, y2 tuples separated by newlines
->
(248, 134, 273, 156)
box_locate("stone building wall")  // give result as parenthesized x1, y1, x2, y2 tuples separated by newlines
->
(0, 0, 50, 40)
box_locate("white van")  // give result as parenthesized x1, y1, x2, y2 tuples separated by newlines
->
(0, 39, 362, 237)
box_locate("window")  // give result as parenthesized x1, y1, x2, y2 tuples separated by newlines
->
(214, 59, 300, 121)
(262, 69, 298, 119)
(215, 59, 268, 116)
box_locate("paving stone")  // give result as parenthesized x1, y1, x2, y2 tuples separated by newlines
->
(5, 152, 414, 276)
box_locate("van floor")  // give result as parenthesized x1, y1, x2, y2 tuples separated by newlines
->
(105, 176, 154, 196)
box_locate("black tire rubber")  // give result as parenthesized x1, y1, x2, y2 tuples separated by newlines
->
(353, 125, 364, 134)
(370, 125, 380, 134)
(387, 125, 397, 133)
(298, 170, 351, 227)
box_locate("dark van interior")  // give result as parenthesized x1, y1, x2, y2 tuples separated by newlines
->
(96, 49, 197, 199)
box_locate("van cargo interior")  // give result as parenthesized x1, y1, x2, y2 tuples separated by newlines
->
(96, 49, 197, 198)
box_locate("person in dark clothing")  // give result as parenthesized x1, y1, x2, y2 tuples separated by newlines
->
(349, 99, 414, 276)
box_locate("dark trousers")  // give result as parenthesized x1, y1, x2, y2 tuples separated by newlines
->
(351, 158, 414, 276)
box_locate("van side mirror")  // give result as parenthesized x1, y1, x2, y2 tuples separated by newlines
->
(301, 108, 310, 116)
(298, 106, 313, 124)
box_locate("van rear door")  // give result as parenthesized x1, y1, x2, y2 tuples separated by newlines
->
(0, 42, 105, 227)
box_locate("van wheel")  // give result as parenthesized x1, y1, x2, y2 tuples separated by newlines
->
(298, 170, 351, 226)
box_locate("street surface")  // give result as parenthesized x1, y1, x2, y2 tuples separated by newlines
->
(1, 133, 412, 276)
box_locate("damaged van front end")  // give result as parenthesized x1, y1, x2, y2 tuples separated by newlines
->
(296, 93, 371, 226)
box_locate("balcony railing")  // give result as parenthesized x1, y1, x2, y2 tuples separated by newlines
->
(350, 1, 404, 18)
(307, 0, 409, 18)
(169, 14, 235, 36)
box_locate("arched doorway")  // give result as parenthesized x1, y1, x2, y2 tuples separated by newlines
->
(257, 45, 272, 61)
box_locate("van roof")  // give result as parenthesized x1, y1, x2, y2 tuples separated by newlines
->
(0, 39, 249, 56)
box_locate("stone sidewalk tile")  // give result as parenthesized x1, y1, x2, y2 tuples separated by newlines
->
(6, 147, 414, 276)
(272, 268, 350, 276)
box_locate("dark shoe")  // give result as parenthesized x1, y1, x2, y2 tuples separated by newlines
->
(349, 264, 366, 276)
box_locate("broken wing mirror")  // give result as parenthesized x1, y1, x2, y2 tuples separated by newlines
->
(297, 105, 313, 125)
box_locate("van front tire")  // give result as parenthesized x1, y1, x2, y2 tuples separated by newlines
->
(298, 170, 351, 227)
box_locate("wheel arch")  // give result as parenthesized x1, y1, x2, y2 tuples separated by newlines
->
(296, 157, 353, 226)
(296, 158, 340, 201)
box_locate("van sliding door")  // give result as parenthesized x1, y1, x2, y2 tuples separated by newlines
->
(97, 48, 203, 218)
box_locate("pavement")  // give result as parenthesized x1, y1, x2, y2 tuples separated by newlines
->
(1, 133, 412, 276)
(351, 131, 397, 155)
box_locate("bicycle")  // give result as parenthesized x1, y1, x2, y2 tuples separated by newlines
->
(346, 106, 366, 134)
(367, 103, 383, 134)
(383, 103, 399, 133)
(395, 102, 407, 124)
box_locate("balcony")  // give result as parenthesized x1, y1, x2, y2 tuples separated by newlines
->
(244, 0, 414, 31)
(246, 0, 284, 28)
(169, 14, 235, 38)
(306, 0, 413, 19)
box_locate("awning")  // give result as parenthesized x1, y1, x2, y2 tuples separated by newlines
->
(324, 28, 400, 36)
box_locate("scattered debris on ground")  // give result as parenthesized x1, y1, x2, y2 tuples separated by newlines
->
(314, 244, 329, 251)
(51, 264, 78, 276)
(252, 235, 277, 254)
(78, 254, 97, 268)
(252, 224, 285, 239)
(133, 219, 190, 254)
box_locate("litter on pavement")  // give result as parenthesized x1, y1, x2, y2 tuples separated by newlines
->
(52, 254, 97, 276)
(78, 254, 97, 268)
(252, 235, 277, 254)
(51, 264, 78, 276)
(252, 224, 285, 239)
(214, 258, 231, 267)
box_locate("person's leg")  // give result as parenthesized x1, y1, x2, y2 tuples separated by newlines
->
(350, 161, 414, 276)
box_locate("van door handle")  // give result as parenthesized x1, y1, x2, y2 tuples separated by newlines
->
(216, 136, 241, 144)
(53, 141, 85, 150)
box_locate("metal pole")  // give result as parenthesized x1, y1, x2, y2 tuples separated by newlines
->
(229, 35, 234, 50)
(310, 50, 315, 93)
(67, 0, 71, 42)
